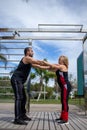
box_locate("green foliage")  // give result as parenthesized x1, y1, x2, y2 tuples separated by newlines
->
(0, 78, 11, 87)
(0, 44, 7, 68)
(0, 77, 13, 95)
(30, 83, 41, 91)
(29, 83, 54, 99)
(44, 86, 53, 99)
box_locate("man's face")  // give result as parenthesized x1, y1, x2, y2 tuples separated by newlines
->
(27, 48, 34, 57)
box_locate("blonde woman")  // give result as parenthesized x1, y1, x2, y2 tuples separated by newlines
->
(43, 56, 72, 124)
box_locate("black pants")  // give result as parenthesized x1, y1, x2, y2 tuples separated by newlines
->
(11, 77, 26, 120)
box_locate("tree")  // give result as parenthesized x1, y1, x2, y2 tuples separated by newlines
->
(33, 67, 44, 101)
(30, 58, 49, 101)
(43, 71, 56, 99)
(68, 73, 77, 89)
(31, 58, 56, 100)
(0, 44, 7, 68)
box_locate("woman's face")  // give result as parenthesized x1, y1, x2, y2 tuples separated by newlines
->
(58, 58, 64, 65)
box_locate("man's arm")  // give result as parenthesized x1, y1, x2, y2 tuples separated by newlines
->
(32, 64, 50, 69)
(32, 63, 57, 71)
(23, 56, 44, 65)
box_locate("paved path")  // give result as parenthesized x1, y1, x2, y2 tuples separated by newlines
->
(0, 103, 80, 112)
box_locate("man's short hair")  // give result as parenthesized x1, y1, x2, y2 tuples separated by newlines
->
(24, 47, 32, 55)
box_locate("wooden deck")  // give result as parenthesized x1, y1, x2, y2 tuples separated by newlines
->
(0, 111, 87, 130)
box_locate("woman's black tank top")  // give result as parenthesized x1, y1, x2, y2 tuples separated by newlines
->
(56, 69, 72, 89)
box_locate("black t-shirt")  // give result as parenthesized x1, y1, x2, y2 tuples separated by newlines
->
(12, 58, 32, 84)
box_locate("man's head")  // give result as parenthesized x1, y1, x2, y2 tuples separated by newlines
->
(24, 47, 34, 57)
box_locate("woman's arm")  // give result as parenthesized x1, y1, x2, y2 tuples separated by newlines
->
(32, 64, 50, 70)
(42, 61, 67, 71)
(48, 68, 57, 72)
(32, 64, 57, 72)
(42, 61, 61, 70)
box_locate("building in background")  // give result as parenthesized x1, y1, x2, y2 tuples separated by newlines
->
(77, 52, 84, 96)
(83, 39, 87, 109)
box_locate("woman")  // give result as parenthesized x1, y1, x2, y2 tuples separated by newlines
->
(43, 55, 72, 124)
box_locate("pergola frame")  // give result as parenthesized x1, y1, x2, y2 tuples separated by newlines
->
(0, 24, 87, 41)
(0, 24, 87, 68)
(0, 24, 87, 112)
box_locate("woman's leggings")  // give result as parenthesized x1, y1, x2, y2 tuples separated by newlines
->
(61, 84, 71, 112)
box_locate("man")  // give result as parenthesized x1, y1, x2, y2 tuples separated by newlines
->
(11, 47, 49, 125)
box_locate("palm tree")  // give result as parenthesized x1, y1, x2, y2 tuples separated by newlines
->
(33, 67, 44, 101)
(26, 58, 57, 101)
(0, 54, 7, 61)
(33, 59, 56, 101)
(43, 71, 56, 99)
(0, 44, 7, 68)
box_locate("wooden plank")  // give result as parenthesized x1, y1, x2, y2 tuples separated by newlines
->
(31, 112, 41, 130)
(48, 112, 56, 130)
(0, 113, 23, 130)
(70, 113, 87, 130)
(72, 113, 87, 126)
(0, 113, 18, 129)
(51, 112, 61, 130)
(0, 116, 11, 128)
(18, 112, 35, 130)
(54, 112, 69, 130)
(69, 114, 81, 130)
(15, 112, 35, 130)
(0, 112, 35, 130)
(5, 120, 20, 130)
(44, 112, 49, 130)
(59, 122, 69, 130)
(0, 115, 6, 126)
(54, 112, 75, 130)
(53, 112, 63, 130)
(37, 112, 44, 130)
(64, 121, 75, 130)
(25, 112, 38, 130)
(0, 116, 14, 129)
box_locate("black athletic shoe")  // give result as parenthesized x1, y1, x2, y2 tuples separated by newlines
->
(57, 120, 69, 125)
(22, 115, 31, 121)
(13, 119, 28, 125)
(55, 118, 62, 122)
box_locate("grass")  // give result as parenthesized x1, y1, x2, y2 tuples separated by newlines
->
(30, 98, 85, 106)
(0, 98, 85, 106)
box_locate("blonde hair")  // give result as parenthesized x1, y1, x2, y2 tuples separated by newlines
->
(59, 55, 69, 68)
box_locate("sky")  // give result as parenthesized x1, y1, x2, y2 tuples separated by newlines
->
(0, 0, 87, 86)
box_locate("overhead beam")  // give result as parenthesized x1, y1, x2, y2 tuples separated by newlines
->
(0, 36, 83, 41)
(38, 24, 83, 26)
(0, 28, 87, 33)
